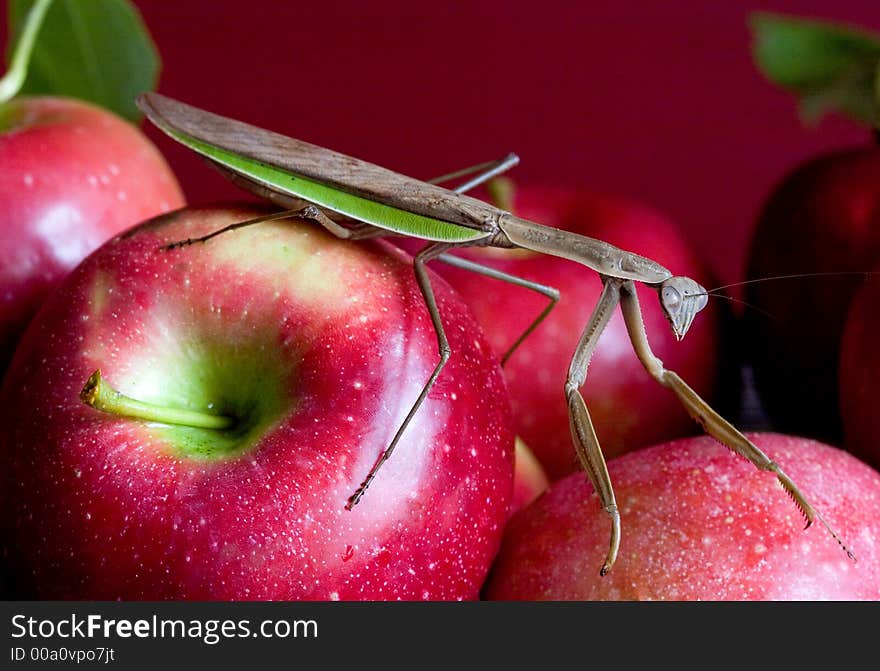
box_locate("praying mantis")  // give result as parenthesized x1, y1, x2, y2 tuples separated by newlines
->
(132, 92, 853, 575)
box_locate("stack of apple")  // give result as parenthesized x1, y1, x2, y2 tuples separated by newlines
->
(484, 13, 880, 600)
(742, 16, 880, 479)
(1, 0, 519, 602)
(5, 3, 880, 603)
(743, 13, 880, 454)
(415, 180, 880, 600)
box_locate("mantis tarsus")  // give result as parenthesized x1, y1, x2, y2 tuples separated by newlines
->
(127, 92, 854, 575)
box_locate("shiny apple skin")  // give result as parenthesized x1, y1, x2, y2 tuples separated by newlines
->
(485, 433, 880, 601)
(0, 95, 185, 370)
(1, 206, 513, 600)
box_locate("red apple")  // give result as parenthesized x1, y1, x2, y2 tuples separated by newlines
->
(0, 205, 514, 600)
(484, 433, 880, 600)
(839, 269, 880, 469)
(0, 95, 185, 371)
(403, 185, 723, 479)
(509, 437, 549, 517)
(745, 147, 880, 442)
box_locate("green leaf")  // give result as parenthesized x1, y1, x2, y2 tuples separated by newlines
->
(750, 12, 880, 127)
(6, 0, 160, 122)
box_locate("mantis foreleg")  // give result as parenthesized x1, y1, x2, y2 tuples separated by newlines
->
(617, 280, 855, 561)
(566, 277, 623, 575)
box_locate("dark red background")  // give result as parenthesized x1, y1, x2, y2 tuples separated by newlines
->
(5, 1, 879, 284)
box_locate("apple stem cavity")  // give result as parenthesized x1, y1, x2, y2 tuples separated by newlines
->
(79, 369, 236, 431)
(0, 0, 54, 105)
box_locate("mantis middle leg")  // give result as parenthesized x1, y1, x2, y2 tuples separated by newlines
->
(435, 252, 560, 365)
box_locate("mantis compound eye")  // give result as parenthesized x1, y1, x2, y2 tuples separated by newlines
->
(661, 285, 682, 312)
(692, 291, 709, 312)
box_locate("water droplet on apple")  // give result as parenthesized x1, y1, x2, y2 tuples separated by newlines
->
(341, 545, 354, 562)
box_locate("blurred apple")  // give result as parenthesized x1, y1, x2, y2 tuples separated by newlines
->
(0, 95, 185, 371)
(745, 14, 880, 442)
(839, 268, 880, 469)
(403, 185, 723, 479)
(744, 148, 880, 441)
(1, 205, 513, 600)
(484, 432, 879, 600)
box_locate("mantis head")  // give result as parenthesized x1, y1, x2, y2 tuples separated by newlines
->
(657, 276, 708, 341)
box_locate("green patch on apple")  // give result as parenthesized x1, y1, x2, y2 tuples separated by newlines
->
(205, 221, 352, 308)
(83, 332, 296, 462)
(134, 335, 295, 461)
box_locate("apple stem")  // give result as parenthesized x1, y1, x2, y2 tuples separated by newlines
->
(0, 0, 54, 105)
(79, 369, 236, 431)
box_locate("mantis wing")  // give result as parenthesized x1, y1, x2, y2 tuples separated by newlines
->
(137, 92, 496, 243)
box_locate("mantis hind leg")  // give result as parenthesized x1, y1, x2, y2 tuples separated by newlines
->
(346, 241, 458, 509)
(617, 280, 855, 561)
(430, 153, 520, 193)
